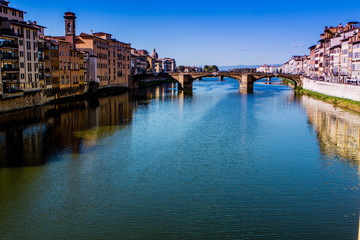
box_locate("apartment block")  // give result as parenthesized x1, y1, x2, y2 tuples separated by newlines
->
(282, 22, 360, 83)
(0, 1, 42, 97)
(74, 31, 131, 88)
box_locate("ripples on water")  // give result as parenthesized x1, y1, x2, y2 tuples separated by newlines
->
(0, 78, 360, 239)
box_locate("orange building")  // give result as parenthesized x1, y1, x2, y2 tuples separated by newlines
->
(75, 32, 131, 88)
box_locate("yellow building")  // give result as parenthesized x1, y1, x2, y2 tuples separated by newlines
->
(76, 32, 131, 88)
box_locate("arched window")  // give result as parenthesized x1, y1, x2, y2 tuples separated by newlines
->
(67, 22, 72, 33)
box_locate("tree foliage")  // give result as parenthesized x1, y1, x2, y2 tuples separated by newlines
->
(204, 65, 219, 72)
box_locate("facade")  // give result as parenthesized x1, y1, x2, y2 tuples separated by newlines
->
(131, 48, 148, 75)
(150, 49, 176, 73)
(182, 66, 203, 72)
(256, 65, 278, 73)
(0, 1, 42, 97)
(162, 58, 176, 73)
(0, 2, 175, 105)
(282, 22, 360, 84)
(74, 32, 131, 88)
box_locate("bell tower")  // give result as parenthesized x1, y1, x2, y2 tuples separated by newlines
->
(64, 12, 76, 48)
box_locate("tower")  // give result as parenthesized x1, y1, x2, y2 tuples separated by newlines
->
(151, 49, 159, 59)
(64, 12, 76, 48)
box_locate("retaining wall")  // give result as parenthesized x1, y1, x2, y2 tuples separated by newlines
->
(302, 77, 360, 102)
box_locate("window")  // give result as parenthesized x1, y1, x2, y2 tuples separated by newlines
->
(28, 73, 32, 82)
(27, 52, 31, 61)
(12, 10, 16, 16)
(26, 30, 30, 39)
(28, 63, 32, 71)
(19, 40, 23, 46)
(20, 62, 24, 68)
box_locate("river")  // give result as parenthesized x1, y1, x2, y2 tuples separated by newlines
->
(0, 78, 360, 239)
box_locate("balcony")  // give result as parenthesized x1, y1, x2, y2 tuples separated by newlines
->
(0, 29, 23, 38)
(2, 54, 19, 61)
(2, 72, 19, 81)
(0, 42, 19, 49)
(2, 67, 19, 72)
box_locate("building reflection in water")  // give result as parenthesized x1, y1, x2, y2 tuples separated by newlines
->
(0, 92, 134, 168)
(302, 96, 360, 163)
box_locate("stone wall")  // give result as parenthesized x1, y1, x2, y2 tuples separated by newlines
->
(0, 92, 54, 113)
(302, 77, 360, 102)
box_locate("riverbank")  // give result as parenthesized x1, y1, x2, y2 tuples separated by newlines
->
(281, 78, 296, 88)
(0, 86, 132, 114)
(297, 88, 360, 114)
(0, 79, 178, 113)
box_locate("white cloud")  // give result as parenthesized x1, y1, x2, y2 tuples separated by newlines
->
(291, 43, 304, 48)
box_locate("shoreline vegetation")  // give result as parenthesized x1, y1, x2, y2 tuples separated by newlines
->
(281, 78, 360, 114)
(297, 88, 360, 114)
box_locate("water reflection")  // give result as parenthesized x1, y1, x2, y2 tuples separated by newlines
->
(1, 80, 360, 239)
(0, 85, 189, 169)
(0, 93, 134, 168)
(302, 96, 360, 162)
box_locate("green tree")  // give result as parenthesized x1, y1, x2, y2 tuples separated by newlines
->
(178, 65, 185, 72)
(204, 65, 219, 72)
(204, 65, 209, 72)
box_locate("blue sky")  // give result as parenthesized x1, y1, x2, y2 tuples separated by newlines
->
(10, 0, 360, 66)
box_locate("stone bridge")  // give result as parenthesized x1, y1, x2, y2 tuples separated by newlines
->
(129, 72, 302, 92)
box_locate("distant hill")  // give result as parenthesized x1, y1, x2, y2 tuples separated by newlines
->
(218, 64, 282, 71)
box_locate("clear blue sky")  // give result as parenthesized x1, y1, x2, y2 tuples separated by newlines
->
(10, 0, 360, 66)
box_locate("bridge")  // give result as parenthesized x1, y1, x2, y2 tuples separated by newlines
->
(129, 72, 302, 92)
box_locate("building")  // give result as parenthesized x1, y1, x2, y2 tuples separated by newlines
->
(0, 1, 42, 97)
(150, 49, 176, 73)
(283, 22, 360, 84)
(74, 32, 131, 88)
(256, 64, 278, 73)
(131, 48, 148, 75)
(162, 58, 176, 73)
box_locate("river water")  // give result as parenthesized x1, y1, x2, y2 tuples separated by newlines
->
(0, 78, 360, 239)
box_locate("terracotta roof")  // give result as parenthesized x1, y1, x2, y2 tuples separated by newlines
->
(0, 4, 27, 14)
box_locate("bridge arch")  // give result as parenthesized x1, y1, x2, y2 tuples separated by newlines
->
(252, 75, 302, 88)
(192, 74, 242, 83)
(130, 72, 302, 91)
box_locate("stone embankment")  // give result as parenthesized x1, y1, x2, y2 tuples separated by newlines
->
(302, 77, 360, 102)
